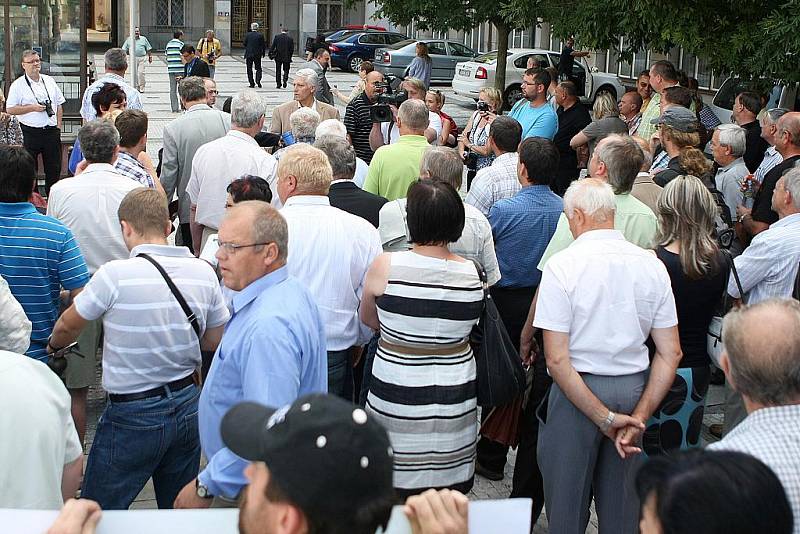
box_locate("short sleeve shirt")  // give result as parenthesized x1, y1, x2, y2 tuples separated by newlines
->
(508, 99, 558, 140)
(6, 74, 66, 128)
(581, 116, 629, 155)
(344, 92, 375, 163)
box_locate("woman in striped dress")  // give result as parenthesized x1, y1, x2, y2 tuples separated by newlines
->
(361, 180, 483, 498)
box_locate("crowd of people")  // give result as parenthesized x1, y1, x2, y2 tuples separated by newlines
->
(0, 39, 798, 534)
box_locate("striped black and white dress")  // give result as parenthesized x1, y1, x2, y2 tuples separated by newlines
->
(366, 250, 483, 494)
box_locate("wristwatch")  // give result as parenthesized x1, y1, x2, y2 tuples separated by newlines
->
(196, 479, 213, 499)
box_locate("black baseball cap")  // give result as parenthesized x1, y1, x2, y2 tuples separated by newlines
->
(221, 394, 395, 520)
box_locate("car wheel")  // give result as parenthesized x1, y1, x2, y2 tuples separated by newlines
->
(594, 85, 617, 102)
(503, 84, 523, 110)
(348, 56, 363, 73)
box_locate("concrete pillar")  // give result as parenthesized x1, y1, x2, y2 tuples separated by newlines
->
(299, 0, 317, 56)
(214, 0, 232, 52)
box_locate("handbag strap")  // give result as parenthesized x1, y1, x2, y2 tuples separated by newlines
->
(470, 259, 489, 302)
(721, 249, 744, 305)
(138, 253, 201, 340)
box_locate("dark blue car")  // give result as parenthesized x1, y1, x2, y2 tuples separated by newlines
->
(329, 31, 406, 72)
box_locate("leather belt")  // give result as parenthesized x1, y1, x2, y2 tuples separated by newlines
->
(109, 374, 195, 403)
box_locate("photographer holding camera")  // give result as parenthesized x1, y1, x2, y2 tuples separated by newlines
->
(7, 49, 66, 195)
(197, 30, 223, 79)
(369, 77, 441, 152)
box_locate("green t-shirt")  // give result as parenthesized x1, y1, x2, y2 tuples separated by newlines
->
(364, 135, 429, 201)
(537, 193, 658, 270)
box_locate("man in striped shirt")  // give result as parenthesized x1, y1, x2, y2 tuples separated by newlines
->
(344, 70, 383, 163)
(165, 30, 185, 113)
(754, 108, 789, 183)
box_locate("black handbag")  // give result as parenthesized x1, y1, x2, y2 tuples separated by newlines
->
(470, 261, 527, 407)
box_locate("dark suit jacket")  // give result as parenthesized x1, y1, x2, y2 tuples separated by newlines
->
(269, 32, 294, 63)
(244, 31, 267, 59)
(184, 58, 210, 78)
(328, 181, 388, 228)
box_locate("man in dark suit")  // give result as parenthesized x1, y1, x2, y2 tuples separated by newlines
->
(243, 22, 267, 88)
(268, 26, 294, 89)
(315, 135, 387, 228)
(181, 45, 211, 78)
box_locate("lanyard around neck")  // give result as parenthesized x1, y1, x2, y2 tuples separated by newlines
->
(25, 74, 51, 102)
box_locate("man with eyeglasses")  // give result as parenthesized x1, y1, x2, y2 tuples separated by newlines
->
(6, 49, 66, 195)
(174, 199, 327, 509)
(508, 68, 558, 140)
(203, 78, 219, 108)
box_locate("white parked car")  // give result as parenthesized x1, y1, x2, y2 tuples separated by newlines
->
(452, 48, 626, 110)
(709, 77, 799, 124)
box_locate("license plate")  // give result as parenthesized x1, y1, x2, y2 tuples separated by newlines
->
(458, 68, 471, 77)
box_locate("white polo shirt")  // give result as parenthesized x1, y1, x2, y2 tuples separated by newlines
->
(187, 130, 278, 230)
(74, 244, 230, 394)
(47, 163, 143, 275)
(0, 351, 83, 509)
(534, 229, 677, 376)
(6, 73, 65, 128)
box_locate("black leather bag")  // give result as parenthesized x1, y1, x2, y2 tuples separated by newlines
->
(470, 261, 527, 407)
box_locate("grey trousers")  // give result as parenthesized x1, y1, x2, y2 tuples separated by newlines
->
(169, 73, 180, 112)
(538, 372, 646, 534)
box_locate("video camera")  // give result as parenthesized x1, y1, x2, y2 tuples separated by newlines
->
(370, 74, 408, 123)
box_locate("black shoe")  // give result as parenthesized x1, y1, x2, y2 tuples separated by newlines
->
(277, 84, 282, 88)
(475, 461, 504, 481)
(283, 82, 287, 88)
(249, 84, 255, 88)
(257, 82, 262, 88)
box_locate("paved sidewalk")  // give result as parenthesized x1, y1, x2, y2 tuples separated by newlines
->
(84, 52, 725, 532)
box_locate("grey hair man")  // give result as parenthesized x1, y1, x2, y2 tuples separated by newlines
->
(122, 27, 153, 92)
(535, 177, 681, 534)
(711, 123, 749, 222)
(46, 120, 143, 443)
(289, 106, 321, 144)
(318, 135, 388, 228)
(277, 144, 382, 399)
(316, 118, 369, 186)
(519, 134, 658, 365)
(243, 22, 266, 88)
(710, 298, 800, 530)
(755, 107, 790, 183)
(269, 68, 340, 136)
(187, 89, 277, 252)
(363, 99, 432, 201)
(81, 48, 144, 121)
(160, 76, 231, 253)
(379, 145, 501, 283)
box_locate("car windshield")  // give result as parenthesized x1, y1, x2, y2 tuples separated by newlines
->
(388, 39, 417, 50)
(713, 78, 782, 111)
(472, 51, 512, 64)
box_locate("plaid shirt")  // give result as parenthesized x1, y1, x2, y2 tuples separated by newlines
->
(114, 151, 156, 189)
(709, 404, 800, 534)
(625, 113, 642, 135)
(465, 152, 521, 217)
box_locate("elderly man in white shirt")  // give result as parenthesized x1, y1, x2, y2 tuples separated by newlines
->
(316, 119, 370, 187)
(534, 178, 682, 534)
(379, 146, 500, 285)
(711, 124, 750, 221)
(710, 299, 800, 534)
(80, 48, 143, 121)
(187, 89, 277, 253)
(754, 108, 789, 183)
(276, 144, 382, 400)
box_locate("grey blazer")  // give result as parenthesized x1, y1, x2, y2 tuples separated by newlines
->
(160, 105, 231, 223)
(302, 59, 334, 105)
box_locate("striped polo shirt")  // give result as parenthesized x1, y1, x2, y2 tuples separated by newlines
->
(0, 202, 90, 361)
(165, 38, 185, 74)
(343, 91, 375, 164)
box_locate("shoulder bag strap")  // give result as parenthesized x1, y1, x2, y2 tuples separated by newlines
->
(138, 253, 201, 339)
(794, 261, 800, 301)
(470, 259, 489, 305)
(722, 249, 744, 305)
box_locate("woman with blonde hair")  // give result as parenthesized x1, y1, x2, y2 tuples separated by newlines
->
(458, 87, 501, 186)
(653, 111, 713, 187)
(405, 42, 432, 89)
(643, 174, 728, 456)
(570, 92, 627, 156)
(425, 89, 457, 146)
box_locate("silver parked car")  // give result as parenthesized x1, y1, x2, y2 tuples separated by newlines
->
(374, 39, 477, 83)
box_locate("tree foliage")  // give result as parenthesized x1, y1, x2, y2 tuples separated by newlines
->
(503, 0, 800, 83)
(370, 0, 539, 94)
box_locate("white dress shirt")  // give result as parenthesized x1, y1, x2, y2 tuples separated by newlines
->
(381, 111, 443, 145)
(378, 198, 501, 285)
(534, 229, 677, 376)
(187, 130, 278, 229)
(6, 74, 65, 128)
(46, 163, 142, 274)
(729, 213, 800, 304)
(281, 195, 382, 350)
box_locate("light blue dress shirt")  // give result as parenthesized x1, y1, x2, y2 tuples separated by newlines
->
(197, 266, 328, 498)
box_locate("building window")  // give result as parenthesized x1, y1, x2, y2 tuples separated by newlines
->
(316, 1, 342, 33)
(156, 0, 184, 27)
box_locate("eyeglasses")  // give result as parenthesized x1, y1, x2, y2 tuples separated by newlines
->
(23, 59, 41, 65)
(207, 90, 219, 95)
(217, 241, 272, 254)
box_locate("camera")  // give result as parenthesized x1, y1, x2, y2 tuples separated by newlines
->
(463, 151, 479, 170)
(370, 74, 408, 123)
(476, 100, 489, 112)
(41, 99, 54, 117)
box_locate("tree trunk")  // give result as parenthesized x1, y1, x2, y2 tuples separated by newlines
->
(492, 19, 511, 110)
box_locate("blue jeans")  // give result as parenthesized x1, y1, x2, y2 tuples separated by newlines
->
(328, 349, 353, 401)
(82, 382, 201, 509)
(358, 334, 380, 406)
